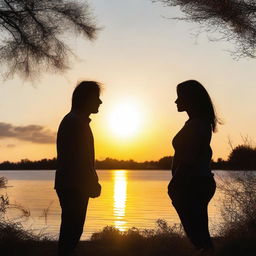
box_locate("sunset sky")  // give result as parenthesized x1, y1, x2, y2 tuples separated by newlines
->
(0, 0, 256, 163)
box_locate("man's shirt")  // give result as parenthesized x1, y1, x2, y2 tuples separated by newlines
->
(54, 111, 98, 192)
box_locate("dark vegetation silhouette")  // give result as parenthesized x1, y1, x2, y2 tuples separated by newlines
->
(0, 157, 174, 170)
(0, 0, 98, 79)
(0, 177, 53, 255)
(153, 0, 256, 58)
(216, 171, 256, 255)
(0, 145, 256, 170)
(228, 145, 256, 170)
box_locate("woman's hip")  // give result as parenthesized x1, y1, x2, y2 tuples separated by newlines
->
(168, 176, 216, 204)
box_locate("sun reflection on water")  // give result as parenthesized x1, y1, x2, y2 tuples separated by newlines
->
(113, 170, 127, 231)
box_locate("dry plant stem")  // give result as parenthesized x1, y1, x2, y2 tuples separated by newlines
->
(39, 201, 53, 225)
(218, 171, 256, 235)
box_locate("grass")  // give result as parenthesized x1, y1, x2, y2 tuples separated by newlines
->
(0, 218, 256, 256)
(0, 220, 192, 256)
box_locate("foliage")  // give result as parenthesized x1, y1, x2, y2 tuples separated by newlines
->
(218, 171, 256, 235)
(0, 175, 52, 256)
(228, 145, 256, 170)
(158, 156, 173, 169)
(1, 150, 256, 170)
(0, 176, 7, 188)
(0, 158, 57, 170)
(0, 176, 30, 223)
(91, 219, 184, 241)
(0, 156, 175, 170)
(96, 157, 174, 170)
(154, 0, 256, 58)
(0, 176, 8, 216)
(216, 171, 256, 255)
(0, 0, 98, 79)
(0, 220, 53, 256)
(90, 219, 191, 256)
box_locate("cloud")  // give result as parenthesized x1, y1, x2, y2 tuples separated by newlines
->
(0, 122, 56, 144)
(6, 144, 16, 148)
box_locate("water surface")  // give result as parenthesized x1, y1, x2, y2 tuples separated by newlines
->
(0, 170, 228, 239)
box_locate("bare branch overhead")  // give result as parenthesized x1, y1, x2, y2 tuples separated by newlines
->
(154, 0, 256, 58)
(0, 0, 99, 79)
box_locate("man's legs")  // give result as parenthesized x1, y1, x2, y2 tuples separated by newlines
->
(57, 190, 89, 256)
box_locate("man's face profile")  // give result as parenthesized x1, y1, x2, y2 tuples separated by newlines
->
(86, 91, 102, 114)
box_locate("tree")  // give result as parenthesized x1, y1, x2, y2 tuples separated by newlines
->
(157, 156, 173, 169)
(228, 144, 256, 170)
(0, 0, 98, 79)
(154, 0, 256, 58)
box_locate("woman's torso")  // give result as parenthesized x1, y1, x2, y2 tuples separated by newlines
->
(171, 118, 213, 179)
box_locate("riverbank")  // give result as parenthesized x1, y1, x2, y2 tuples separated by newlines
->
(1, 222, 255, 256)
(1, 170, 255, 255)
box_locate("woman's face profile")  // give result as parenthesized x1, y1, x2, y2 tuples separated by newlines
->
(175, 90, 188, 112)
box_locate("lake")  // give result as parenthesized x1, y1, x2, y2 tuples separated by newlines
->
(0, 170, 232, 240)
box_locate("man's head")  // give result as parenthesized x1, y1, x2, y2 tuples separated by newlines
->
(71, 81, 102, 114)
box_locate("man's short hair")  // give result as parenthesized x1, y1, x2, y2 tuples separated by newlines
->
(72, 81, 101, 110)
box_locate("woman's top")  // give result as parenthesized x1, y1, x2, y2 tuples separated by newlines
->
(172, 118, 213, 181)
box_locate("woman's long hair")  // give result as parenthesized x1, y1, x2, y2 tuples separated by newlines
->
(177, 80, 218, 132)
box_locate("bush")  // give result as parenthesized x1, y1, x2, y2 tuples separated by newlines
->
(89, 219, 191, 256)
(217, 171, 256, 255)
(0, 177, 9, 217)
(0, 177, 53, 255)
(218, 172, 256, 234)
(228, 145, 256, 170)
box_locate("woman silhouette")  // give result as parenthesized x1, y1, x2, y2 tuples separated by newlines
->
(168, 80, 218, 253)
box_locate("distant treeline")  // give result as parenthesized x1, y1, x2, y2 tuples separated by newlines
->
(0, 144, 256, 170)
(0, 157, 173, 170)
(0, 157, 241, 170)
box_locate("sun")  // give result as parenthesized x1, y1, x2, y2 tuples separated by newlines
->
(109, 103, 141, 137)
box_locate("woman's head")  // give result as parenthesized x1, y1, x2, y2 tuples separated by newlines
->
(175, 80, 217, 132)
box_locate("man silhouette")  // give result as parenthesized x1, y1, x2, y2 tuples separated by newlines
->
(55, 81, 102, 256)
